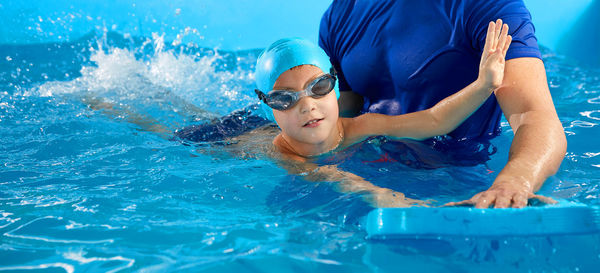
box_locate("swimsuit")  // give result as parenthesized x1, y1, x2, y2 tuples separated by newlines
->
(174, 103, 270, 143)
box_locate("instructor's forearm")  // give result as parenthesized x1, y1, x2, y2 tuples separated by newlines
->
(494, 111, 566, 191)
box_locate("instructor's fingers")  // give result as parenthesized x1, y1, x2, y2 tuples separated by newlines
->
(475, 193, 496, 209)
(494, 194, 512, 208)
(511, 191, 528, 208)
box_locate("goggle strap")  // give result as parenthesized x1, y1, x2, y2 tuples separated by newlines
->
(254, 89, 268, 103)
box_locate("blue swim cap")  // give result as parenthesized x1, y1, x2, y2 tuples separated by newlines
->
(255, 37, 340, 121)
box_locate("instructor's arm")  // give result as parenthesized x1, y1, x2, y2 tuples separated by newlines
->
(451, 57, 566, 208)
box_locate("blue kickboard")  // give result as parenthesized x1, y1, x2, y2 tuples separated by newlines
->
(366, 202, 600, 238)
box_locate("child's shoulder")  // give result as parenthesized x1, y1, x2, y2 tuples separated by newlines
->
(272, 134, 307, 162)
(272, 134, 286, 150)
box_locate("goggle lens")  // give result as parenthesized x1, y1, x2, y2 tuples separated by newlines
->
(266, 92, 294, 111)
(311, 76, 335, 96)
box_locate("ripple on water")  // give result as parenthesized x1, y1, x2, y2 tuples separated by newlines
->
(0, 263, 75, 273)
(570, 120, 597, 128)
(589, 96, 600, 104)
(0, 211, 21, 229)
(583, 152, 600, 158)
(62, 251, 135, 273)
(581, 110, 600, 121)
(3, 216, 118, 244)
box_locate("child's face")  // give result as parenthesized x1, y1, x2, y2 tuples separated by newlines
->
(272, 65, 339, 147)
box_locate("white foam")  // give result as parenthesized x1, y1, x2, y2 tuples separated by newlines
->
(32, 32, 255, 117)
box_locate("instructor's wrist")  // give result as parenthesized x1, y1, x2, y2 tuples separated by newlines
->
(493, 162, 537, 193)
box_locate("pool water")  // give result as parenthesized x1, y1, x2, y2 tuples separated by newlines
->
(1, 13, 600, 273)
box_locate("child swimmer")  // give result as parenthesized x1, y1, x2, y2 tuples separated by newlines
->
(255, 21, 512, 163)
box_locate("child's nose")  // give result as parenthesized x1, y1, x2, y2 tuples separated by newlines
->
(298, 96, 317, 114)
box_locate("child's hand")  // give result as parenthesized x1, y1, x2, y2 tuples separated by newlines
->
(369, 188, 427, 208)
(478, 19, 512, 90)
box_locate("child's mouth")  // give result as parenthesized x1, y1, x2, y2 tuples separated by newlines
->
(303, 118, 324, 128)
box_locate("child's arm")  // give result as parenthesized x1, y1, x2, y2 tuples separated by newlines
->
(80, 87, 221, 139)
(344, 20, 512, 143)
(279, 159, 426, 208)
(81, 94, 173, 138)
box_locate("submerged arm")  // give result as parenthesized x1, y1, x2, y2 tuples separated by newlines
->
(280, 159, 424, 208)
(80, 87, 220, 139)
(81, 95, 172, 138)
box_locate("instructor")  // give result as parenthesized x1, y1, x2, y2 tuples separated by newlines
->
(318, 0, 566, 208)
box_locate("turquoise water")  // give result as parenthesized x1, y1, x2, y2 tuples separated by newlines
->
(1, 4, 600, 273)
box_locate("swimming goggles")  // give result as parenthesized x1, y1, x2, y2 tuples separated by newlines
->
(255, 73, 337, 111)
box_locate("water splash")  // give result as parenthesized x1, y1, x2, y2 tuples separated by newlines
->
(29, 31, 257, 118)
